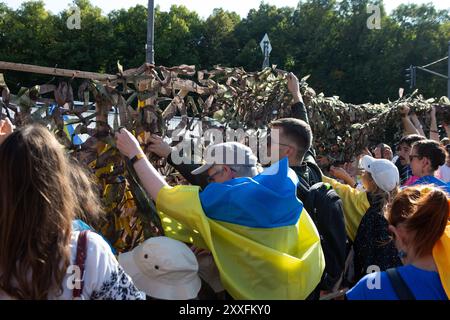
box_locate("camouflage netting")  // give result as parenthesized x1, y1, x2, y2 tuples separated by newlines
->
(1, 64, 449, 252)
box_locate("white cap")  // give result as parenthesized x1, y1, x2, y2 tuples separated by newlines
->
(191, 142, 258, 175)
(361, 155, 400, 193)
(118, 237, 201, 300)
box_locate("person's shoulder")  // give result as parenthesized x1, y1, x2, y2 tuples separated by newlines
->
(361, 206, 389, 225)
(158, 185, 201, 204)
(86, 231, 110, 247)
(72, 230, 113, 257)
(397, 265, 447, 299)
(346, 271, 395, 300)
(397, 264, 440, 281)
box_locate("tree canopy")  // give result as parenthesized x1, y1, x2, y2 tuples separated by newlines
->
(0, 0, 449, 103)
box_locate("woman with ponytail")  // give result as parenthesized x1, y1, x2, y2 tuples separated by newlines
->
(347, 185, 450, 300)
(408, 140, 450, 193)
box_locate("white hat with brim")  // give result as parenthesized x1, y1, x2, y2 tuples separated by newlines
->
(361, 155, 400, 193)
(118, 237, 202, 300)
(191, 163, 214, 175)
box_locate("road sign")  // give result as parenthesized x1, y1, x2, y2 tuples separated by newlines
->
(260, 33, 272, 55)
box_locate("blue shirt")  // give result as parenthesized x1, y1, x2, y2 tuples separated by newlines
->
(346, 265, 448, 300)
(411, 175, 450, 195)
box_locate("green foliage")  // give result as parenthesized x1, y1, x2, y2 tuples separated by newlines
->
(0, 0, 449, 103)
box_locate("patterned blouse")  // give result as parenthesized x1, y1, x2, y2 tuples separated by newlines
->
(0, 231, 145, 300)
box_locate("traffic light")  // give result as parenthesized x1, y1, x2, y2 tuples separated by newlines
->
(405, 65, 416, 89)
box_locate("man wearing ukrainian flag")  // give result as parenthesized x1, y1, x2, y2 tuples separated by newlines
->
(115, 128, 325, 300)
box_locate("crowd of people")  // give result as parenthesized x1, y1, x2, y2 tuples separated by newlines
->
(0, 72, 448, 300)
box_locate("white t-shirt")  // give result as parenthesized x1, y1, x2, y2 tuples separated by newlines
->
(436, 164, 450, 183)
(0, 231, 145, 300)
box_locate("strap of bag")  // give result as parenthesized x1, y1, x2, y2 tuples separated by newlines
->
(386, 268, 416, 300)
(73, 230, 89, 299)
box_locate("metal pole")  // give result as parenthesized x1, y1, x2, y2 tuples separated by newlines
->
(146, 0, 155, 64)
(448, 41, 450, 99)
(263, 41, 269, 69)
(416, 66, 448, 80)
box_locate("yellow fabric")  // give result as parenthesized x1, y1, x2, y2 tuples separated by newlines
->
(156, 185, 325, 300)
(433, 222, 450, 298)
(322, 176, 370, 241)
(138, 99, 146, 110)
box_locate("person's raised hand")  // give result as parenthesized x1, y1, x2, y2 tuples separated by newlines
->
(430, 106, 436, 118)
(361, 147, 373, 158)
(0, 118, 13, 145)
(115, 128, 144, 159)
(329, 165, 351, 181)
(148, 134, 173, 159)
(287, 72, 303, 103)
(399, 104, 410, 116)
(191, 245, 211, 258)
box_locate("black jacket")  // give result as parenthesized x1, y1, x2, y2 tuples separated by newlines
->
(290, 101, 323, 186)
(292, 101, 346, 295)
(352, 193, 402, 282)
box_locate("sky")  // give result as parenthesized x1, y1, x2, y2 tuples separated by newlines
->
(2, 0, 450, 18)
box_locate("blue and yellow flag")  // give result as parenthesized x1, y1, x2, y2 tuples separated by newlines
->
(63, 115, 83, 145)
(433, 221, 450, 298)
(156, 158, 325, 300)
(48, 104, 83, 145)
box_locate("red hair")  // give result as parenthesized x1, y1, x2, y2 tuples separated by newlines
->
(386, 185, 449, 258)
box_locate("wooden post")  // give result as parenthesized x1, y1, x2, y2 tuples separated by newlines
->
(0, 61, 117, 81)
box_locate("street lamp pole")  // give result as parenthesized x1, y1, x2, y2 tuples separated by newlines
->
(146, 0, 155, 64)
(447, 41, 450, 99)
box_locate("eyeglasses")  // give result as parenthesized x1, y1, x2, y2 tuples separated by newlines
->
(409, 155, 421, 162)
(207, 168, 225, 183)
(271, 140, 294, 148)
(207, 167, 237, 183)
(267, 135, 296, 149)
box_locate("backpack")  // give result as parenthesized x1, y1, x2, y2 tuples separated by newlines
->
(297, 175, 347, 293)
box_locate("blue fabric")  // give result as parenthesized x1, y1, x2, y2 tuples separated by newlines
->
(72, 219, 116, 254)
(48, 104, 82, 145)
(199, 158, 303, 228)
(72, 219, 93, 231)
(346, 265, 448, 300)
(410, 175, 450, 194)
(63, 114, 83, 146)
(48, 104, 57, 115)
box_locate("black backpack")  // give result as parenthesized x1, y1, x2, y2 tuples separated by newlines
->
(297, 175, 347, 292)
